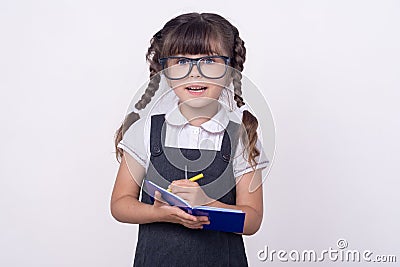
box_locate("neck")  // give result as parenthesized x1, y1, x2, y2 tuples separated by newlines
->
(179, 101, 220, 127)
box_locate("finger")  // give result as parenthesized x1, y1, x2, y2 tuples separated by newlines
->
(176, 215, 209, 227)
(154, 190, 162, 202)
(171, 179, 197, 188)
(153, 191, 167, 207)
(182, 223, 203, 229)
(197, 216, 210, 222)
(172, 179, 190, 184)
(176, 217, 204, 227)
(172, 179, 197, 187)
(173, 192, 192, 201)
(170, 214, 208, 228)
(178, 218, 204, 227)
(169, 213, 200, 226)
(170, 185, 195, 195)
(171, 207, 198, 222)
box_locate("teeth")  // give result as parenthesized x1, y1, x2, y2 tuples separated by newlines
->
(187, 86, 206, 90)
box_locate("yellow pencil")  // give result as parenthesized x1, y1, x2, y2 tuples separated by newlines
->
(167, 173, 204, 192)
(188, 173, 204, 182)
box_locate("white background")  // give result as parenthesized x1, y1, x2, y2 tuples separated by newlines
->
(1, 0, 399, 266)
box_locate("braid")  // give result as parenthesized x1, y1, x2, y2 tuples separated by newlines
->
(231, 31, 260, 169)
(232, 34, 246, 72)
(114, 32, 163, 162)
(232, 33, 246, 107)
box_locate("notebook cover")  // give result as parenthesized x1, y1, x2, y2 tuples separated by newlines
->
(144, 179, 245, 233)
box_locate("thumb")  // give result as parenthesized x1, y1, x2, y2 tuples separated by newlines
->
(153, 191, 167, 207)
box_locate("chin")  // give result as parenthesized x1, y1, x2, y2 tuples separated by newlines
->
(182, 97, 215, 108)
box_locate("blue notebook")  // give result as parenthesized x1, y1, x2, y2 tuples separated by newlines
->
(144, 179, 245, 233)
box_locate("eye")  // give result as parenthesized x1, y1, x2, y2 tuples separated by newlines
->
(176, 58, 190, 65)
(203, 57, 216, 64)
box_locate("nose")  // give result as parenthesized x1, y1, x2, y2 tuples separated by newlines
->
(189, 63, 201, 78)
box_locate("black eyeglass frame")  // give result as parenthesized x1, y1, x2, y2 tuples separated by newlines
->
(158, 55, 231, 80)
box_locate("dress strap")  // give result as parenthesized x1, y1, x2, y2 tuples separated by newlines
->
(220, 120, 241, 163)
(150, 114, 166, 157)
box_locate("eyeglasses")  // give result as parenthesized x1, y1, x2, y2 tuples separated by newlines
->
(159, 55, 230, 80)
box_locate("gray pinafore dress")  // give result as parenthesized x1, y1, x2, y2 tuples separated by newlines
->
(133, 113, 248, 267)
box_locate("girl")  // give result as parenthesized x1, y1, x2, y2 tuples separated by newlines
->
(111, 12, 269, 266)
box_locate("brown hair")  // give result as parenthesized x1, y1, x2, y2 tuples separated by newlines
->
(114, 12, 260, 169)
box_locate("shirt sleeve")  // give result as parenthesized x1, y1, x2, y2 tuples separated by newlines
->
(232, 129, 270, 178)
(117, 117, 149, 170)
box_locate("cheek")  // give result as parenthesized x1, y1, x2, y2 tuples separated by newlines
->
(168, 79, 183, 89)
(210, 76, 230, 90)
(210, 87, 224, 98)
(173, 87, 186, 99)
(170, 81, 188, 97)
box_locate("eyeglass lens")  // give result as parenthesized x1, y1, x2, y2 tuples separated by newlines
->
(163, 57, 228, 79)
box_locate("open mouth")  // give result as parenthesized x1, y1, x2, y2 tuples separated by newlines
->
(185, 85, 208, 95)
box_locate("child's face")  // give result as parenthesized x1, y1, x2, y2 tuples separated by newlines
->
(165, 54, 231, 109)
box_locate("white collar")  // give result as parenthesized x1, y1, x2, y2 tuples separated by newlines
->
(164, 94, 230, 133)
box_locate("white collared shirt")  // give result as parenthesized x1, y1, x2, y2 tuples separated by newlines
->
(118, 90, 269, 178)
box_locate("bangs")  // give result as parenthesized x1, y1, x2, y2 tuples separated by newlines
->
(162, 20, 227, 57)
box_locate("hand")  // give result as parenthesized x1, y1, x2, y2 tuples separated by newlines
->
(168, 179, 213, 207)
(152, 190, 210, 229)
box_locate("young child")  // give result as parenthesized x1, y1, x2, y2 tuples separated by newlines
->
(111, 12, 269, 267)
